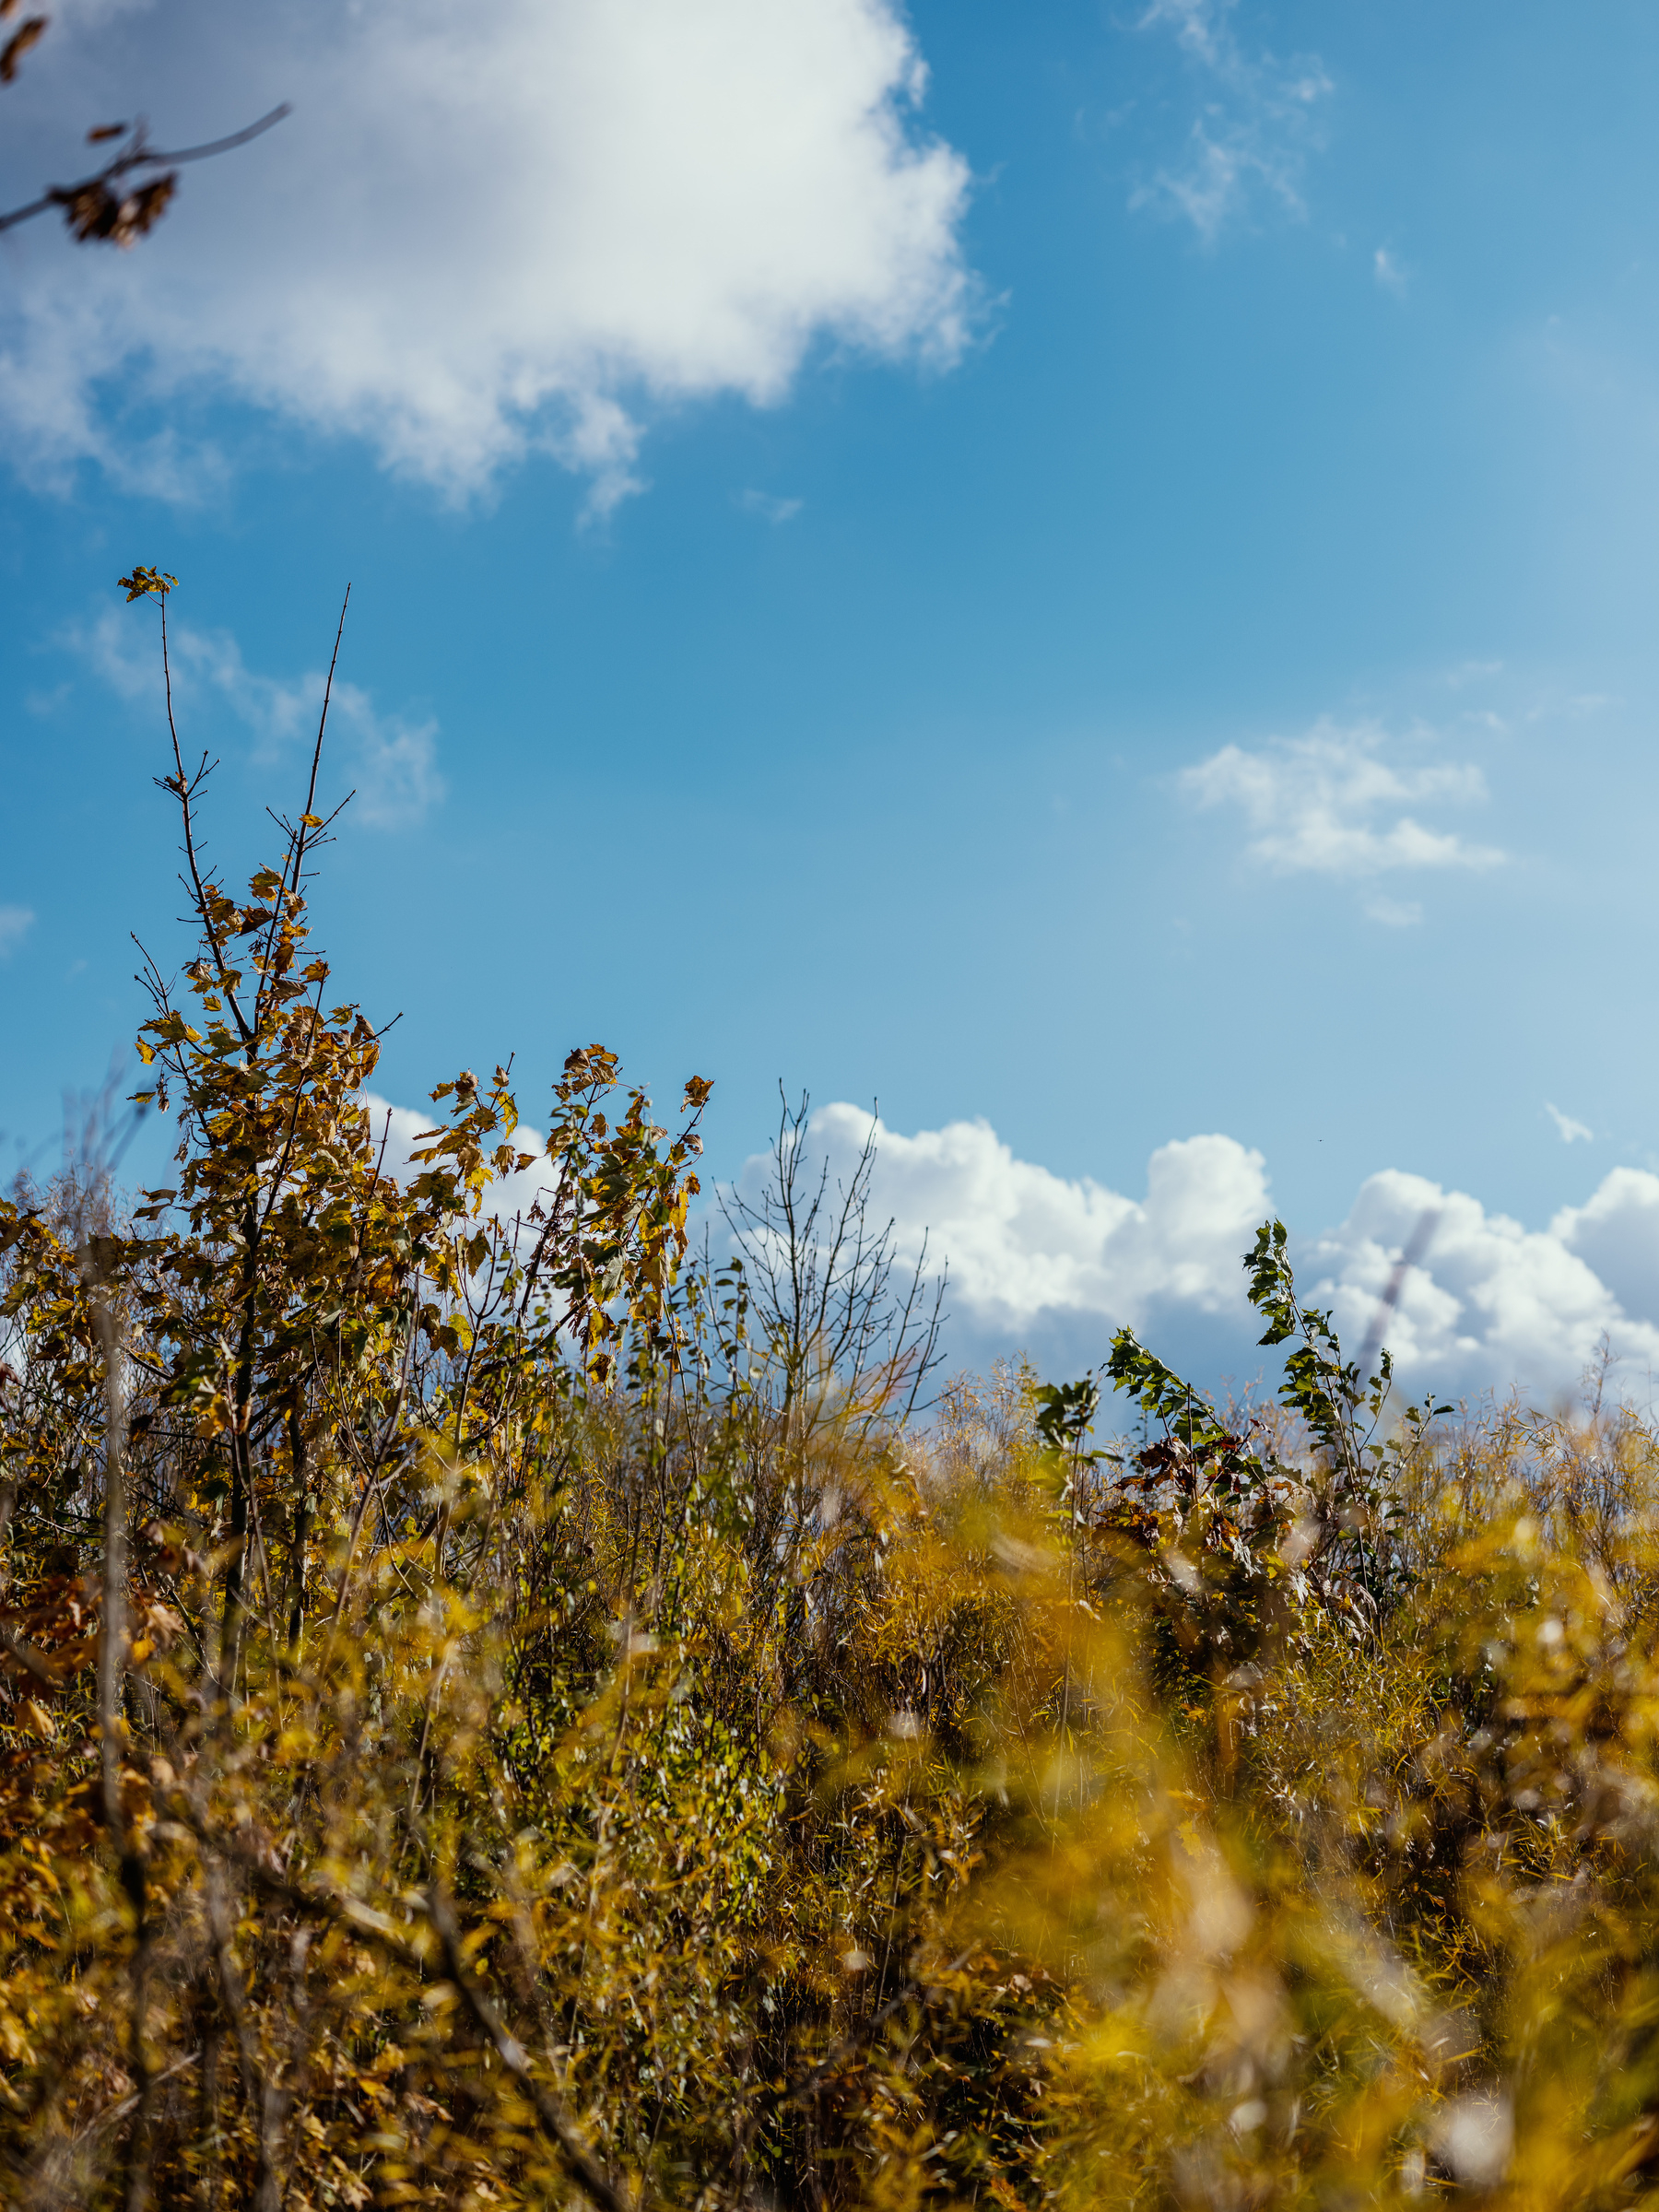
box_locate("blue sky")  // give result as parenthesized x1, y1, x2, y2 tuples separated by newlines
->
(6, 0, 1659, 1397)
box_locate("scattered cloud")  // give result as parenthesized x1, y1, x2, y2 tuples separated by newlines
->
(1546, 1102, 1594, 1145)
(1364, 895, 1422, 928)
(1180, 719, 1506, 881)
(0, 0, 975, 509)
(1373, 246, 1409, 297)
(73, 607, 443, 829)
(1442, 659, 1504, 689)
(1132, 0, 1332, 241)
(735, 488, 805, 524)
(0, 906, 34, 959)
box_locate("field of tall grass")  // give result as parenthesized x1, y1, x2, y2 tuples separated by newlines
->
(5, 576, 1659, 2209)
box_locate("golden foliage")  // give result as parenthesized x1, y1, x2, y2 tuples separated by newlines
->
(6, 583, 1659, 2209)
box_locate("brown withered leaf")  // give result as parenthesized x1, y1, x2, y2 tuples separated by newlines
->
(57, 171, 175, 246)
(136, 1596, 184, 1652)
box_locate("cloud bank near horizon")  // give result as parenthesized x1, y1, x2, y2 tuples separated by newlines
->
(359, 1082, 1659, 1412)
(726, 1104, 1659, 1406)
(0, 0, 974, 509)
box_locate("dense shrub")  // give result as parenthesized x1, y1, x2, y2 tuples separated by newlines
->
(5, 576, 1659, 2210)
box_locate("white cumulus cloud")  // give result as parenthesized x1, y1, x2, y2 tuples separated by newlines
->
(1181, 719, 1506, 880)
(0, 0, 975, 508)
(73, 606, 443, 829)
(1552, 1170, 1659, 1327)
(1307, 1171, 1659, 1403)
(359, 1086, 1659, 1409)
(733, 1104, 1272, 1340)
(722, 1103, 1659, 1406)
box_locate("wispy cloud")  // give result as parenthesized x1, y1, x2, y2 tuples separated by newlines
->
(0, 906, 34, 959)
(735, 488, 804, 524)
(1547, 1102, 1594, 1146)
(74, 608, 443, 830)
(1180, 719, 1506, 881)
(1364, 895, 1423, 928)
(1132, 0, 1332, 241)
(1373, 246, 1409, 298)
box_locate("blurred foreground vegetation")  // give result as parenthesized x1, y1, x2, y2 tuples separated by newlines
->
(6, 581, 1659, 2208)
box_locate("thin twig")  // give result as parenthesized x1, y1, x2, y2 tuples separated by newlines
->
(0, 106, 290, 237)
(87, 1273, 156, 2212)
(75, 2052, 202, 2146)
(424, 1882, 641, 2212)
(203, 1857, 286, 2212)
(182, 1818, 642, 2212)
(156, 592, 252, 1047)
(145, 108, 293, 170)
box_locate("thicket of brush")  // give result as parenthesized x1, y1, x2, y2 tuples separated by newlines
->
(5, 574, 1659, 2210)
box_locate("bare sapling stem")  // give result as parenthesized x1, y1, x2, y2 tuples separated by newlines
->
(88, 1272, 155, 2212)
